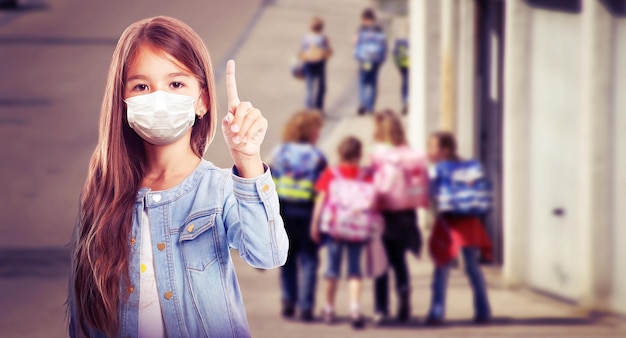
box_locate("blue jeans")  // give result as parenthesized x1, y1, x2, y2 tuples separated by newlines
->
(358, 62, 381, 112)
(324, 237, 364, 279)
(427, 247, 491, 320)
(304, 61, 326, 110)
(399, 67, 408, 105)
(280, 213, 319, 312)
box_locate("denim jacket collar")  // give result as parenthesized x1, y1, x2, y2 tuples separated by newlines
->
(135, 159, 212, 206)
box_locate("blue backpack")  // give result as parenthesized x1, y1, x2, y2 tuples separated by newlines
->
(430, 160, 492, 215)
(355, 27, 387, 63)
(270, 143, 327, 203)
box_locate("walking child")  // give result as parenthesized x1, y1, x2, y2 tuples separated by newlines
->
(299, 16, 333, 111)
(425, 131, 493, 325)
(370, 110, 428, 324)
(311, 136, 380, 329)
(270, 110, 327, 321)
(354, 8, 387, 115)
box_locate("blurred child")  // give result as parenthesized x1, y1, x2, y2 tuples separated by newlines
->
(299, 16, 333, 111)
(270, 110, 327, 321)
(370, 110, 428, 323)
(354, 8, 387, 115)
(425, 131, 493, 325)
(392, 36, 409, 114)
(311, 136, 377, 329)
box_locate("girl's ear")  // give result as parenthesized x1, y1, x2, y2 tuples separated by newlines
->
(196, 90, 210, 118)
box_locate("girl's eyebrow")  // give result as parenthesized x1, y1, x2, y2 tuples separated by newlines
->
(168, 72, 191, 78)
(126, 74, 148, 82)
(125, 73, 191, 82)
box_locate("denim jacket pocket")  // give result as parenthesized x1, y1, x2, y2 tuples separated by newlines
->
(179, 212, 220, 271)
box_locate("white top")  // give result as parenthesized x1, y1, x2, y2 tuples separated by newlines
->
(138, 208, 166, 338)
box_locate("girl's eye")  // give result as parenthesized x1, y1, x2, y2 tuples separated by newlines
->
(133, 84, 149, 91)
(171, 82, 184, 89)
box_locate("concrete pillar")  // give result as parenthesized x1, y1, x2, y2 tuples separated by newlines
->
(407, 0, 440, 151)
(502, 0, 532, 286)
(408, 0, 441, 235)
(439, 0, 458, 132)
(577, 0, 613, 310)
(455, 0, 477, 159)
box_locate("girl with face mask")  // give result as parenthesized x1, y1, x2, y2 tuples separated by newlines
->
(67, 16, 288, 338)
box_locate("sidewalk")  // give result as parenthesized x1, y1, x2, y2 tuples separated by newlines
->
(231, 1, 626, 337)
(237, 255, 626, 338)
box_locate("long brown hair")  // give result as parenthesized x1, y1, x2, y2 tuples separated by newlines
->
(373, 109, 407, 146)
(69, 16, 217, 336)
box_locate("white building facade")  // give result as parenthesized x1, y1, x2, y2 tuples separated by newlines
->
(408, 0, 626, 315)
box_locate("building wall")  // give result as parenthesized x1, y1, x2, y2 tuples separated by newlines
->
(409, 0, 626, 315)
(526, 8, 582, 300)
(611, 18, 626, 314)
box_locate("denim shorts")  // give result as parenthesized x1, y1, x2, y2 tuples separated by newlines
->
(324, 236, 364, 279)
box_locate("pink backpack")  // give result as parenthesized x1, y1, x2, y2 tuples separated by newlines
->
(371, 145, 429, 210)
(320, 167, 383, 242)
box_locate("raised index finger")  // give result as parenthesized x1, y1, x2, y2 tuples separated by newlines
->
(226, 60, 240, 112)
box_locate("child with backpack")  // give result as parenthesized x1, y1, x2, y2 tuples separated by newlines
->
(425, 131, 493, 325)
(354, 8, 387, 115)
(299, 16, 333, 111)
(270, 110, 327, 322)
(310, 136, 380, 329)
(370, 110, 428, 324)
(392, 36, 409, 114)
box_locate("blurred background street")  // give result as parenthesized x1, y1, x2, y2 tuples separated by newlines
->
(1, 0, 625, 337)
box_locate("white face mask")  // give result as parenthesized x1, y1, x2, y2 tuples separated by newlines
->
(125, 91, 197, 146)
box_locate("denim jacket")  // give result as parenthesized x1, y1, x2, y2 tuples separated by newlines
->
(69, 160, 289, 337)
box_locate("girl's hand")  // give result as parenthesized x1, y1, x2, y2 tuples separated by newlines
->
(310, 225, 320, 244)
(222, 60, 267, 178)
(310, 192, 325, 244)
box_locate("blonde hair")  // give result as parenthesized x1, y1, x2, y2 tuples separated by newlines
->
(282, 109, 323, 144)
(70, 16, 217, 337)
(374, 109, 407, 146)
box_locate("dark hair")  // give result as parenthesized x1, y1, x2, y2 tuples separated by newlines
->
(338, 136, 362, 163)
(431, 131, 459, 161)
(362, 8, 376, 21)
(311, 16, 324, 33)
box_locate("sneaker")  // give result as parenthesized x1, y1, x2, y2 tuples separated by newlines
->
(322, 308, 335, 325)
(373, 312, 387, 326)
(397, 290, 411, 322)
(351, 313, 365, 329)
(424, 316, 443, 326)
(473, 315, 491, 324)
(281, 301, 295, 319)
(300, 309, 314, 322)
